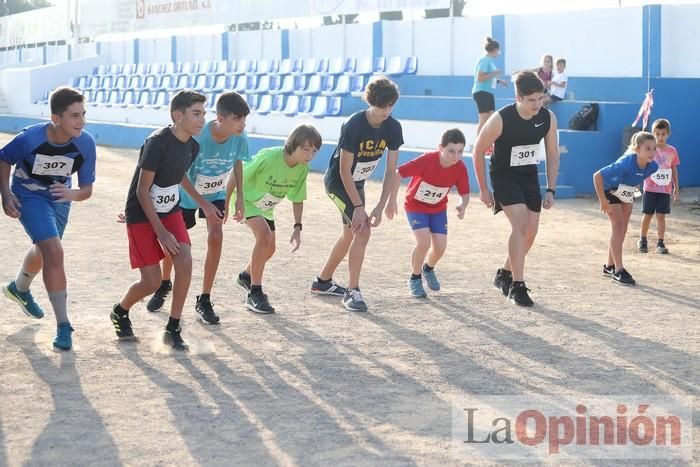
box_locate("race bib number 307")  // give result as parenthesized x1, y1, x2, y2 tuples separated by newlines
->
(32, 154, 74, 177)
(150, 184, 179, 213)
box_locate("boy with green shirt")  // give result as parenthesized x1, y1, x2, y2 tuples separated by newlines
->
(228, 124, 322, 313)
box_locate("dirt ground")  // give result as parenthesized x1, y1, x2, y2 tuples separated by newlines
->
(0, 135, 698, 466)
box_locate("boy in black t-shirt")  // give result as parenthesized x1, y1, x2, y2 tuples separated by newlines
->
(111, 90, 221, 351)
(311, 76, 404, 312)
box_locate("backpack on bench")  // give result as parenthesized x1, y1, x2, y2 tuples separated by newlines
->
(568, 103, 599, 131)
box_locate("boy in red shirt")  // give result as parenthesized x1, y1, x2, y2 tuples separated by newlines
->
(386, 128, 470, 297)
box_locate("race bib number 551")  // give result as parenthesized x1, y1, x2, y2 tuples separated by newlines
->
(650, 168, 672, 186)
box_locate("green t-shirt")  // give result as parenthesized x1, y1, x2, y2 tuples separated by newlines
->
(238, 146, 309, 220)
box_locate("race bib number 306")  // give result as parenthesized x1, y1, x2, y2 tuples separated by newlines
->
(150, 184, 179, 213)
(195, 172, 229, 195)
(32, 154, 74, 177)
(414, 181, 449, 204)
(509, 144, 540, 167)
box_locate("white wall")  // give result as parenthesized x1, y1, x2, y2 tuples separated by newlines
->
(100, 40, 134, 65)
(177, 34, 220, 63)
(505, 7, 642, 77)
(344, 23, 374, 60)
(232, 30, 263, 60)
(261, 30, 282, 60)
(661, 4, 700, 77)
(139, 37, 171, 64)
(46, 45, 69, 64)
(310, 24, 345, 59)
(382, 20, 413, 58)
(288, 28, 312, 59)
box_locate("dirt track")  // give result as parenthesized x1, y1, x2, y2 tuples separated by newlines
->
(0, 136, 698, 466)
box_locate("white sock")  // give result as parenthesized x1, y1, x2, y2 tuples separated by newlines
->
(15, 267, 38, 293)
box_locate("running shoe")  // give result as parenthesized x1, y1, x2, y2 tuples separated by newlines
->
(422, 266, 440, 291)
(342, 288, 368, 312)
(602, 264, 615, 277)
(310, 278, 347, 296)
(508, 282, 534, 307)
(195, 295, 220, 325)
(637, 238, 648, 253)
(408, 278, 427, 298)
(246, 291, 275, 314)
(656, 240, 669, 254)
(3, 281, 45, 319)
(110, 304, 135, 339)
(493, 269, 512, 297)
(237, 271, 252, 292)
(146, 280, 172, 312)
(163, 326, 188, 351)
(612, 268, 636, 286)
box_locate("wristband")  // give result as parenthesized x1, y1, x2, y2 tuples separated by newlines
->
(293, 223, 302, 230)
(546, 188, 556, 197)
(353, 203, 364, 209)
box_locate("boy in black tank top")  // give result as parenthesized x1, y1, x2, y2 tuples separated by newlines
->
(472, 71, 560, 306)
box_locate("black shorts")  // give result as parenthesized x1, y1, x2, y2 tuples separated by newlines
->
(473, 91, 495, 113)
(326, 185, 365, 225)
(604, 191, 623, 205)
(642, 191, 671, 214)
(245, 216, 276, 231)
(181, 199, 226, 230)
(490, 171, 542, 214)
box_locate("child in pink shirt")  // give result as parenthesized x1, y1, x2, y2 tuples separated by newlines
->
(638, 118, 680, 254)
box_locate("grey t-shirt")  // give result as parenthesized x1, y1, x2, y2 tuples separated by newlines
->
(124, 126, 200, 224)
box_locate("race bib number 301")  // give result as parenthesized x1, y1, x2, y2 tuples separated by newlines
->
(150, 184, 179, 213)
(611, 183, 635, 203)
(509, 144, 540, 167)
(32, 154, 74, 177)
(352, 160, 380, 182)
(414, 181, 449, 204)
(195, 172, 229, 195)
(650, 168, 672, 186)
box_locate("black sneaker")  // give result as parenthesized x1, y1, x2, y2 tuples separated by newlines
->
(246, 291, 275, 314)
(637, 238, 648, 253)
(493, 268, 512, 297)
(656, 240, 669, 254)
(612, 268, 636, 286)
(310, 278, 347, 296)
(602, 264, 615, 277)
(163, 326, 188, 351)
(146, 280, 172, 312)
(236, 271, 251, 292)
(508, 282, 534, 307)
(195, 295, 220, 325)
(110, 304, 135, 340)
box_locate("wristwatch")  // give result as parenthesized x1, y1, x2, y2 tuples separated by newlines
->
(546, 188, 556, 197)
(293, 223, 303, 230)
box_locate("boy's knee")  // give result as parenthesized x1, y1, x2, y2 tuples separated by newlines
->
(143, 274, 162, 293)
(354, 227, 371, 244)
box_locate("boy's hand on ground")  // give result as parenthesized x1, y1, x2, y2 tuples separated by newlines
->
(369, 205, 383, 227)
(290, 228, 301, 252)
(157, 230, 180, 256)
(1, 193, 21, 218)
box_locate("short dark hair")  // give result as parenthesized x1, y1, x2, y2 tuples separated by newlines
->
(556, 58, 566, 66)
(170, 89, 206, 116)
(363, 76, 399, 108)
(441, 128, 466, 147)
(485, 37, 500, 52)
(50, 87, 84, 115)
(652, 118, 670, 133)
(514, 70, 545, 96)
(216, 91, 250, 117)
(284, 124, 322, 155)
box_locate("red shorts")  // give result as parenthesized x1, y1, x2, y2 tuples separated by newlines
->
(126, 211, 190, 269)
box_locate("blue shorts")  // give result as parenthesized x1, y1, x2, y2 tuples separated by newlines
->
(405, 210, 448, 235)
(16, 193, 70, 243)
(642, 191, 671, 215)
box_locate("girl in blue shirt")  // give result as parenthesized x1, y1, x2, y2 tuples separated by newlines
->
(593, 131, 658, 286)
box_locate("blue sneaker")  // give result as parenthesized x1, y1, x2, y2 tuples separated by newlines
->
(53, 322, 74, 350)
(3, 281, 45, 319)
(422, 267, 441, 291)
(408, 278, 427, 298)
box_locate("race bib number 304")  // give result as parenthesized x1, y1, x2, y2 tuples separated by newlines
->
(195, 172, 229, 195)
(150, 184, 179, 213)
(650, 168, 672, 186)
(414, 181, 449, 204)
(32, 154, 74, 177)
(611, 183, 635, 203)
(352, 160, 380, 182)
(509, 144, 540, 167)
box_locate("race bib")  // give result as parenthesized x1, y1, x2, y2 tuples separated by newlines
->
(611, 184, 635, 203)
(510, 144, 540, 167)
(414, 181, 449, 205)
(352, 160, 380, 182)
(32, 154, 74, 177)
(150, 184, 179, 213)
(254, 193, 284, 210)
(195, 172, 228, 195)
(650, 168, 672, 186)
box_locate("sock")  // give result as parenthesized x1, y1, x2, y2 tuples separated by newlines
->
(160, 279, 172, 291)
(499, 268, 512, 277)
(316, 276, 331, 283)
(114, 303, 129, 316)
(198, 293, 210, 302)
(422, 263, 434, 273)
(48, 290, 69, 324)
(251, 285, 263, 295)
(657, 238, 664, 243)
(166, 317, 180, 332)
(411, 273, 422, 280)
(15, 267, 38, 293)
(640, 236, 647, 241)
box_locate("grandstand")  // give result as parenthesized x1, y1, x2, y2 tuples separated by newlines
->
(1, 1, 698, 197)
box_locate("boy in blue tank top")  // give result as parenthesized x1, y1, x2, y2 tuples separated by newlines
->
(1, 87, 97, 350)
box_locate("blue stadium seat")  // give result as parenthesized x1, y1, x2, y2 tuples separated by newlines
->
(113, 75, 128, 90)
(213, 60, 227, 73)
(133, 63, 147, 75)
(120, 90, 137, 107)
(232, 75, 254, 93)
(151, 91, 171, 109)
(312, 96, 342, 118)
(169, 74, 192, 91)
(164, 62, 179, 74)
(76, 76, 88, 89)
(349, 75, 366, 97)
(322, 74, 349, 96)
(294, 75, 333, 96)
(99, 75, 114, 90)
(122, 64, 136, 75)
(142, 74, 162, 90)
(246, 93, 259, 111)
(322, 57, 350, 76)
(269, 75, 304, 95)
(280, 95, 300, 116)
(248, 74, 280, 94)
(231, 59, 254, 75)
(272, 58, 301, 76)
(347, 57, 372, 76)
(293, 58, 324, 76)
(126, 75, 142, 89)
(32, 89, 49, 105)
(68, 76, 80, 88)
(256, 95, 272, 115)
(89, 90, 107, 106)
(191, 74, 209, 91)
(101, 90, 121, 107)
(148, 63, 164, 75)
(108, 64, 122, 76)
(159, 75, 175, 91)
(372, 56, 386, 74)
(82, 89, 95, 102)
(128, 91, 154, 109)
(251, 58, 278, 76)
(203, 74, 229, 93)
(205, 92, 219, 111)
(180, 61, 197, 75)
(380, 56, 418, 76)
(296, 96, 318, 117)
(197, 60, 213, 74)
(404, 56, 418, 74)
(94, 64, 108, 76)
(226, 59, 237, 73)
